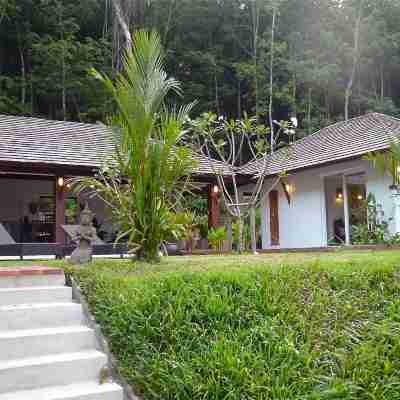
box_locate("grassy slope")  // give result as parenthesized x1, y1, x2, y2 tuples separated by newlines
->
(3, 251, 400, 399)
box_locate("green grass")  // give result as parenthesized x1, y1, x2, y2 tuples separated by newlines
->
(3, 251, 400, 399)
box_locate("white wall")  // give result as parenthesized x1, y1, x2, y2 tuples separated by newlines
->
(259, 158, 394, 249)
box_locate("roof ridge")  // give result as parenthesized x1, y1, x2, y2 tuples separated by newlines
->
(0, 113, 104, 129)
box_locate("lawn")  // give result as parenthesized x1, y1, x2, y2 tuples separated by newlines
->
(3, 251, 400, 399)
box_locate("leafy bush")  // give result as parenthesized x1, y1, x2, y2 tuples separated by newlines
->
(207, 227, 227, 253)
(351, 193, 400, 246)
(70, 254, 400, 400)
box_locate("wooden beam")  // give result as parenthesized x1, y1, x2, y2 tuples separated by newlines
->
(208, 184, 220, 229)
(250, 206, 258, 254)
(55, 177, 67, 244)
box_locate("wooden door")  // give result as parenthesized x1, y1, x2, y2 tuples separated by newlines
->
(269, 190, 280, 246)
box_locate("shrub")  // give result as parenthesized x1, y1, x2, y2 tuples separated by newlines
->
(207, 227, 227, 253)
(69, 254, 400, 400)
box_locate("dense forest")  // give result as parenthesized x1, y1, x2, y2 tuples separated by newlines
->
(1, 0, 400, 136)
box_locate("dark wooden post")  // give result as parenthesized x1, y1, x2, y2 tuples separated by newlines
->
(208, 184, 220, 229)
(55, 176, 66, 244)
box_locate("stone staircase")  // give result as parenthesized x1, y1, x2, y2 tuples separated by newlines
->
(0, 266, 124, 400)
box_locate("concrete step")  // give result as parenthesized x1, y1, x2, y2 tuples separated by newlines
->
(0, 286, 72, 306)
(0, 267, 65, 288)
(0, 382, 123, 400)
(0, 326, 97, 361)
(0, 381, 123, 400)
(0, 351, 108, 393)
(0, 303, 85, 331)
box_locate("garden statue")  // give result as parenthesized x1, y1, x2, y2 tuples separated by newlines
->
(69, 203, 97, 264)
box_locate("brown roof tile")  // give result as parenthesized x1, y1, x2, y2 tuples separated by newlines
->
(0, 114, 231, 176)
(241, 113, 400, 177)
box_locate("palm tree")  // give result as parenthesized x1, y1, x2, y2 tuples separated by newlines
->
(75, 30, 196, 262)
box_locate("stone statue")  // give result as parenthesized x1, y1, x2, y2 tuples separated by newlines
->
(69, 204, 97, 265)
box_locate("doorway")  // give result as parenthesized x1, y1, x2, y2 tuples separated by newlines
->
(269, 190, 280, 246)
(325, 173, 367, 245)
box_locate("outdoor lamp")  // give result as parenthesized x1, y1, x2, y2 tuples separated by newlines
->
(57, 177, 64, 188)
(213, 185, 219, 194)
(336, 189, 343, 201)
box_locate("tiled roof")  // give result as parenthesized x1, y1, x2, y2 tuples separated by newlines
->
(241, 113, 400, 177)
(0, 114, 231, 176)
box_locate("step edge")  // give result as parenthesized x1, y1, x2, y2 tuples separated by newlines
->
(0, 302, 80, 311)
(0, 350, 106, 370)
(0, 286, 71, 293)
(0, 381, 123, 399)
(0, 325, 93, 339)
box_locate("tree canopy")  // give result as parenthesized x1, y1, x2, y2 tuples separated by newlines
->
(1, 0, 400, 135)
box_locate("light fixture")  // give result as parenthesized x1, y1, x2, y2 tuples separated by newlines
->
(357, 194, 363, 200)
(285, 184, 292, 193)
(57, 177, 64, 188)
(336, 188, 343, 201)
(212, 185, 219, 194)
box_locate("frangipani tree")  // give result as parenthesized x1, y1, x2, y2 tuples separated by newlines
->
(74, 30, 196, 263)
(186, 112, 296, 253)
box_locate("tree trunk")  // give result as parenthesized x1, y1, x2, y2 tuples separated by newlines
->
(269, 5, 277, 153)
(163, 0, 176, 43)
(214, 71, 220, 115)
(344, 4, 362, 121)
(307, 87, 312, 134)
(251, 0, 260, 117)
(112, 0, 133, 49)
(237, 79, 242, 118)
(59, 4, 67, 121)
(18, 44, 26, 106)
(325, 91, 330, 122)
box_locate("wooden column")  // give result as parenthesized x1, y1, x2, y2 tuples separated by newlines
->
(55, 177, 66, 244)
(208, 184, 220, 229)
(250, 206, 258, 254)
(342, 175, 351, 246)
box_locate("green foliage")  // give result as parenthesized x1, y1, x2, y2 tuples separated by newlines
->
(172, 211, 199, 242)
(207, 227, 227, 253)
(196, 214, 209, 240)
(351, 193, 400, 246)
(74, 30, 196, 263)
(69, 253, 400, 400)
(366, 141, 400, 187)
(3, 0, 400, 128)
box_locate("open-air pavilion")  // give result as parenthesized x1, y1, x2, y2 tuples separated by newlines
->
(0, 114, 248, 258)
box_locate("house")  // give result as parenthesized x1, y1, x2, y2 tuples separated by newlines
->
(0, 114, 228, 256)
(242, 113, 400, 249)
(1, 112, 399, 256)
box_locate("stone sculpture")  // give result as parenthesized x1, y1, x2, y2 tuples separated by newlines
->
(69, 204, 97, 265)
